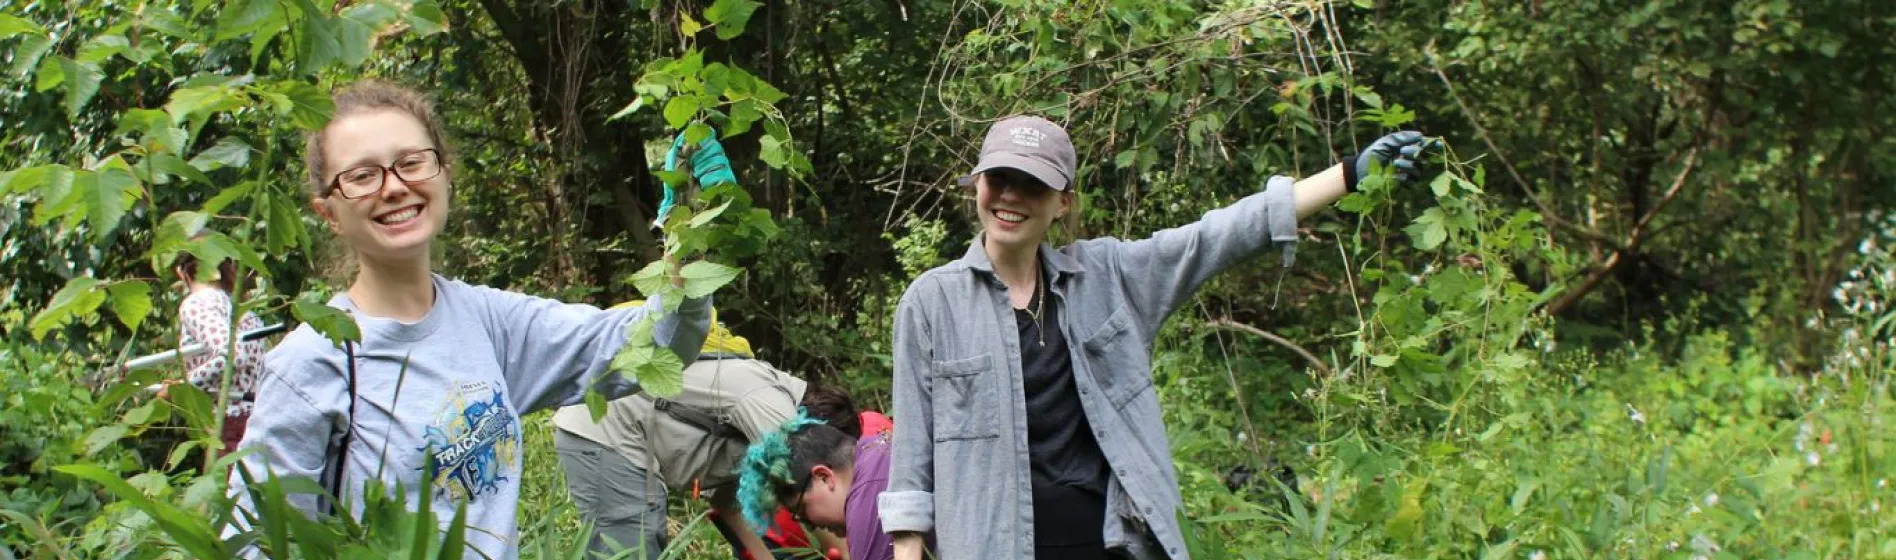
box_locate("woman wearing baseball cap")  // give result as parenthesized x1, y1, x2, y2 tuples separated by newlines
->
(879, 115, 1430, 559)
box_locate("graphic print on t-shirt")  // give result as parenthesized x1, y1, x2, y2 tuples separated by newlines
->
(418, 381, 520, 501)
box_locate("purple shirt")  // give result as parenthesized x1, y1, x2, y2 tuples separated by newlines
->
(847, 432, 895, 560)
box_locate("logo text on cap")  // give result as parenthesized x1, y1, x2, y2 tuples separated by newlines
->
(1009, 127, 1045, 149)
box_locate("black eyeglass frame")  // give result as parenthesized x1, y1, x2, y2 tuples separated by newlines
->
(325, 148, 445, 199)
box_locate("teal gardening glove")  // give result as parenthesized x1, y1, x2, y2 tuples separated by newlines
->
(655, 130, 739, 228)
(1344, 130, 1434, 192)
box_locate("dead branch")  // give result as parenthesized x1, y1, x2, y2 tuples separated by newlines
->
(1543, 147, 1703, 316)
(1205, 318, 1335, 377)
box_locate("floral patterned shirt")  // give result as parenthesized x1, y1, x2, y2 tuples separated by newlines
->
(178, 289, 266, 416)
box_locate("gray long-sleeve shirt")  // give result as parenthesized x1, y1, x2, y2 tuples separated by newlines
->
(879, 176, 1298, 560)
(230, 275, 710, 559)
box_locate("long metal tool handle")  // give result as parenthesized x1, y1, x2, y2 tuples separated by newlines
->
(119, 323, 289, 372)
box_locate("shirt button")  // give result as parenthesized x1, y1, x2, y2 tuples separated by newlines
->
(1095, 430, 1107, 439)
(1117, 468, 1127, 477)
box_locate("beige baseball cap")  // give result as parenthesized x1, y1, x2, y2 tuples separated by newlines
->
(967, 115, 1077, 191)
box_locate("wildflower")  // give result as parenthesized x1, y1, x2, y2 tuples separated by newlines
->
(1691, 533, 1721, 553)
(1685, 503, 1700, 516)
(1806, 451, 1822, 466)
(1877, 478, 1886, 489)
(1667, 541, 1680, 551)
(1529, 551, 1546, 560)
(1703, 492, 1719, 507)
(1626, 403, 1646, 425)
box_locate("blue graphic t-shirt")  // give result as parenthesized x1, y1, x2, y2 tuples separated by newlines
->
(421, 381, 521, 502)
(230, 276, 711, 559)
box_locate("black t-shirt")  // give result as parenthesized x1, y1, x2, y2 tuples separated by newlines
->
(1015, 267, 1112, 551)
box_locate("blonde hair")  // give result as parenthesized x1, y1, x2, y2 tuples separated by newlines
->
(304, 80, 455, 198)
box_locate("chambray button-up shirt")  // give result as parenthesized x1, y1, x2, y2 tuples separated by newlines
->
(879, 176, 1299, 559)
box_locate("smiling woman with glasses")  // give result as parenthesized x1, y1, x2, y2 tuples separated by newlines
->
(326, 148, 443, 199)
(224, 80, 712, 560)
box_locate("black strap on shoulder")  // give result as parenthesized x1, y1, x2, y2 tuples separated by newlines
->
(319, 340, 359, 517)
(652, 397, 745, 440)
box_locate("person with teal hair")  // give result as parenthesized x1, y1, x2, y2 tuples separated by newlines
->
(736, 412, 918, 560)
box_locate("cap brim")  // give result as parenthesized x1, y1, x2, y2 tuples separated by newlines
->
(970, 153, 1069, 191)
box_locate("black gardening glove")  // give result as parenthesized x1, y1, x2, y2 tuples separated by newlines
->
(1344, 130, 1434, 192)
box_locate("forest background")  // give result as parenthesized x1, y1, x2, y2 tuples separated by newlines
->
(1, 0, 1893, 558)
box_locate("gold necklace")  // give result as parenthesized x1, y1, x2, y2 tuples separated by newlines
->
(1018, 265, 1046, 347)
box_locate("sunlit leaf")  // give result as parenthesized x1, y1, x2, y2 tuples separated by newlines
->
(107, 280, 154, 332)
(57, 57, 104, 118)
(678, 261, 741, 299)
(294, 293, 361, 347)
(663, 95, 700, 129)
(31, 279, 105, 339)
(705, 0, 762, 40)
(191, 137, 254, 171)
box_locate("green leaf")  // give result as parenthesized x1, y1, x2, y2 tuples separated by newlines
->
(0, 13, 45, 38)
(295, 16, 343, 74)
(678, 261, 741, 299)
(1352, 86, 1384, 109)
(679, 12, 703, 37)
(139, 8, 196, 40)
(1370, 354, 1398, 368)
(83, 424, 131, 456)
(585, 388, 609, 422)
(726, 99, 761, 136)
(124, 400, 169, 425)
(54, 464, 222, 558)
(607, 96, 647, 121)
(705, 0, 762, 40)
(684, 123, 713, 145)
(202, 181, 256, 216)
(57, 58, 104, 119)
(149, 211, 210, 270)
(80, 166, 141, 242)
(215, 0, 286, 41)
(1510, 478, 1540, 515)
(76, 34, 131, 64)
(30, 277, 106, 339)
(190, 137, 254, 171)
(268, 80, 336, 130)
(166, 441, 202, 471)
(267, 192, 310, 254)
(107, 280, 154, 332)
(33, 55, 62, 91)
(9, 33, 53, 79)
(438, 500, 469, 559)
(1385, 477, 1427, 541)
(1406, 208, 1449, 251)
(331, 11, 376, 67)
(403, 0, 449, 36)
(1429, 172, 1453, 198)
(167, 85, 243, 124)
(294, 294, 361, 347)
(150, 154, 214, 186)
(2, 164, 69, 196)
(627, 260, 670, 298)
(663, 95, 700, 129)
(758, 134, 788, 168)
(751, 80, 787, 105)
(689, 199, 734, 228)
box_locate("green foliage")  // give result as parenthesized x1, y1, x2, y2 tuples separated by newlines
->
(5, 1, 1894, 558)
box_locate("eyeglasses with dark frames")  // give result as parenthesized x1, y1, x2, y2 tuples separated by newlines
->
(327, 149, 443, 199)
